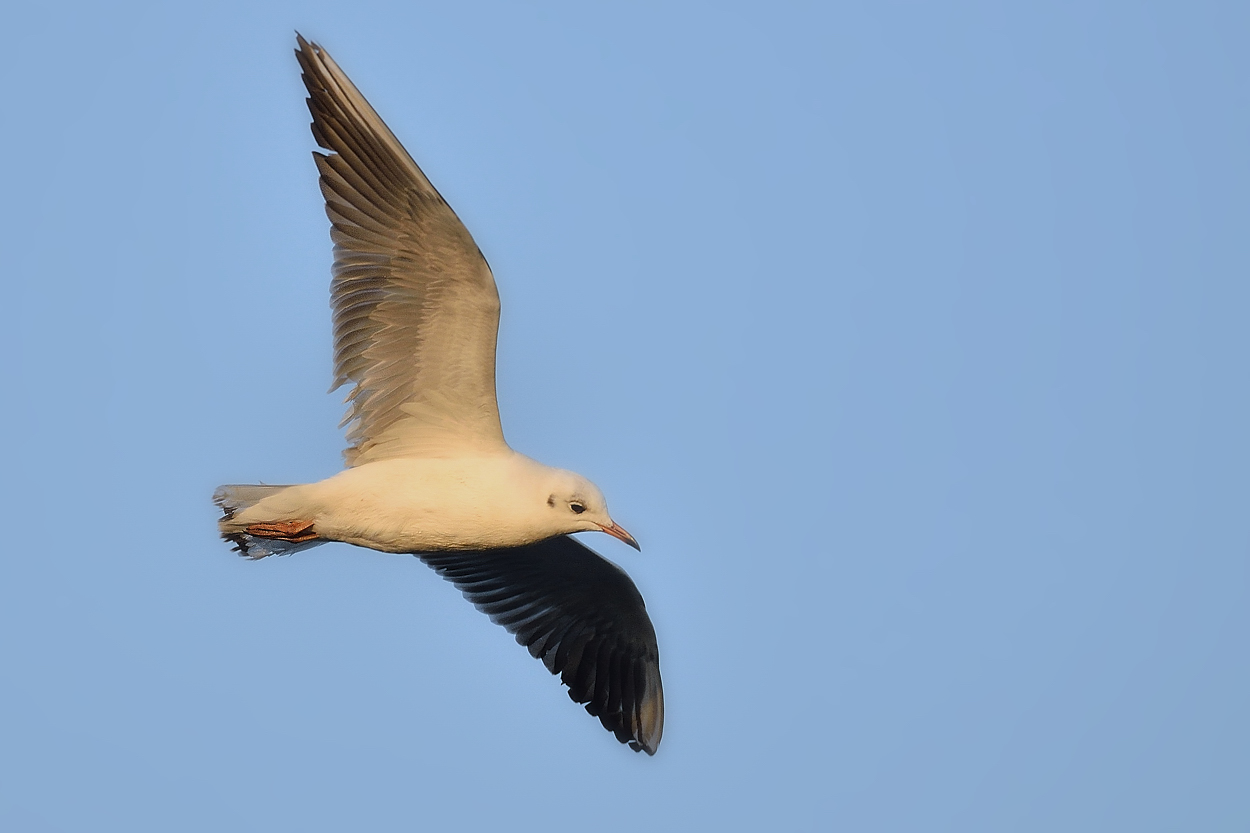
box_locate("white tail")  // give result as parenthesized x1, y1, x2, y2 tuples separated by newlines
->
(213, 484, 324, 560)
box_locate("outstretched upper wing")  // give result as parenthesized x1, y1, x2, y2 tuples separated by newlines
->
(418, 536, 664, 755)
(296, 36, 507, 465)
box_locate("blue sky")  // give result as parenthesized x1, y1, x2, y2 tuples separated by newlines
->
(3, 2, 1248, 830)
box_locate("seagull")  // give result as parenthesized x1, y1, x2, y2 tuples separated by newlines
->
(213, 35, 663, 755)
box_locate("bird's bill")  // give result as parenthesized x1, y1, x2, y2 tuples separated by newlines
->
(599, 521, 641, 551)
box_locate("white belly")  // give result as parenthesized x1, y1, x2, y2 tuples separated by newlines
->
(299, 453, 554, 552)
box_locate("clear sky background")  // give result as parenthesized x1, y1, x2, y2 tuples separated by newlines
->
(3, 2, 1248, 830)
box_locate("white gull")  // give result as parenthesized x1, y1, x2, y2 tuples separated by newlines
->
(214, 35, 663, 755)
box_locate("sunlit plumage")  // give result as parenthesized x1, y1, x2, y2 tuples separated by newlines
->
(213, 35, 662, 755)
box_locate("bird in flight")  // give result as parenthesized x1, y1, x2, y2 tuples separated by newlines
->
(214, 35, 663, 755)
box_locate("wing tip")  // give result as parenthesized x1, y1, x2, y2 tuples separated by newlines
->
(635, 674, 665, 755)
(624, 667, 665, 755)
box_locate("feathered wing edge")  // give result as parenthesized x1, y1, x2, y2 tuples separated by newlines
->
(418, 536, 664, 754)
(294, 34, 506, 465)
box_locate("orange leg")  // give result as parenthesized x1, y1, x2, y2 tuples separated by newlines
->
(245, 520, 319, 543)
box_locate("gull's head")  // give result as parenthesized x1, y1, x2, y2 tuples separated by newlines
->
(542, 469, 640, 550)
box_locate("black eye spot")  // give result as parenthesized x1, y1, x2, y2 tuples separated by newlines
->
(570, 502, 586, 514)
(547, 495, 556, 508)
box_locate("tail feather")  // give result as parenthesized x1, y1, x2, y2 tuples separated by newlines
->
(222, 532, 324, 560)
(213, 484, 294, 519)
(213, 484, 325, 560)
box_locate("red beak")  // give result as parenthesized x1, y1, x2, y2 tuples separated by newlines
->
(599, 521, 641, 551)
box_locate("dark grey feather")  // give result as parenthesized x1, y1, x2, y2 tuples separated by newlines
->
(418, 536, 664, 754)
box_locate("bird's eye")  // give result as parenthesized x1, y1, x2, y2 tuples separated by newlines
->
(570, 502, 586, 514)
